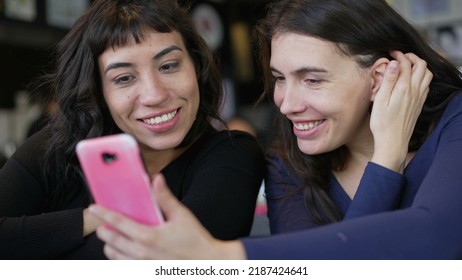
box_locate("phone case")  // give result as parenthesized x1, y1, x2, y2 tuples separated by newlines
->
(76, 133, 164, 226)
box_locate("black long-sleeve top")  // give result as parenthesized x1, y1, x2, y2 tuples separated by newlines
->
(0, 126, 265, 259)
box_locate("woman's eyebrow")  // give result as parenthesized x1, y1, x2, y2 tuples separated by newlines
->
(104, 62, 133, 74)
(292, 67, 328, 77)
(270, 66, 328, 76)
(153, 45, 183, 60)
(104, 45, 183, 74)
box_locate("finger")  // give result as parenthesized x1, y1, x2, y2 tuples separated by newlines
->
(89, 204, 148, 238)
(404, 53, 433, 104)
(404, 53, 428, 86)
(419, 69, 432, 94)
(418, 69, 433, 104)
(96, 225, 142, 259)
(390, 51, 412, 82)
(103, 244, 133, 260)
(374, 60, 400, 104)
(391, 51, 432, 108)
(152, 173, 185, 220)
(422, 69, 433, 90)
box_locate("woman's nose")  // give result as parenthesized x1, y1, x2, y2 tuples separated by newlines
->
(138, 74, 169, 105)
(278, 86, 306, 115)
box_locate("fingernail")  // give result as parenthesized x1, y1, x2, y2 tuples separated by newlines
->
(388, 61, 399, 72)
(89, 205, 98, 214)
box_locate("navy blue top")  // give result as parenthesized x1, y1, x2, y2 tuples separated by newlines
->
(242, 93, 462, 259)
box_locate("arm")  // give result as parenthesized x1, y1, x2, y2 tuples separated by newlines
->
(344, 162, 405, 219)
(0, 133, 85, 259)
(369, 51, 432, 173)
(345, 52, 432, 219)
(244, 95, 462, 259)
(94, 95, 462, 260)
(91, 174, 246, 259)
(168, 131, 265, 239)
(265, 153, 319, 233)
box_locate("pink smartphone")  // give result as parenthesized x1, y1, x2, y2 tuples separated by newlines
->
(76, 133, 164, 226)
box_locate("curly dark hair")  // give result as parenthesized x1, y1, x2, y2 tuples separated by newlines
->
(42, 0, 225, 205)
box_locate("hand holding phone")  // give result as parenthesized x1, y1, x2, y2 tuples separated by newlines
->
(76, 133, 164, 226)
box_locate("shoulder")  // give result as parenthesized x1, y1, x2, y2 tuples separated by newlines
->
(417, 92, 462, 161)
(10, 128, 50, 166)
(265, 150, 301, 199)
(439, 92, 462, 121)
(200, 128, 264, 156)
(266, 151, 299, 183)
(211, 128, 260, 144)
(2, 129, 51, 192)
(429, 92, 462, 137)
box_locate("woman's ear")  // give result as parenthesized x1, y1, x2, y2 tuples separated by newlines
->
(370, 58, 390, 101)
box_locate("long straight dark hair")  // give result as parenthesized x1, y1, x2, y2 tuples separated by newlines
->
(255, 0, 462, 224)
(41, 0, 225, 209)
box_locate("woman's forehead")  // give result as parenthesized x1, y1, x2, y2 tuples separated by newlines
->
(271, 33, 346, 64)
(270, 33, 365, 78)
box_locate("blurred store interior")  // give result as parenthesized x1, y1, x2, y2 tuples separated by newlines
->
(1, 0, 462, 167)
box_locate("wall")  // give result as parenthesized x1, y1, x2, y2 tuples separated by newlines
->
(0, 1, 75, 158)
(390, 0, 462, 26)
(390, 0, 462, 66)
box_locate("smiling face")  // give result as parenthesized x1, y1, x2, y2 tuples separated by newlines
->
(98, 30, 200, 156)
(271, 32, 375, 155)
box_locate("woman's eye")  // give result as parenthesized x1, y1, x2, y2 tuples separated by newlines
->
(306, 78, 321, 85)
(114, 75, 134, 85)
(159, 62, 179, 73)
(273, 75, 285, 83)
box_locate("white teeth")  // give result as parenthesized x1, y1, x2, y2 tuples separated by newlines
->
(294, 120, 322, 131)
(143, 110, 177, 125)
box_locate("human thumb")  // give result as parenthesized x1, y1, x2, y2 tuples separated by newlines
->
(152, 173, 183, 220)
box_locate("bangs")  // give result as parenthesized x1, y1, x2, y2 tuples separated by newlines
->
(106, 23, 152, 51)
(90, 4, 174, 56)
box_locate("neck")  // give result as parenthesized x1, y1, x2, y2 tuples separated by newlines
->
(141, 147, 187, 176)
(334, 122, 374, 198)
